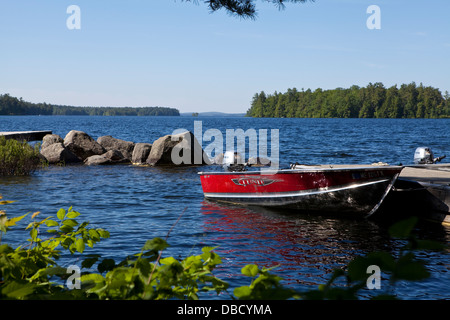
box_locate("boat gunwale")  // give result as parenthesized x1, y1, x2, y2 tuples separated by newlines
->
(203, 177, 392, 199)
(198, 165, 404, 176)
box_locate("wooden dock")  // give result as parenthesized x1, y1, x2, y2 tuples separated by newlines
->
(380, 164, 450, 225)
(0, 130, 52, 141)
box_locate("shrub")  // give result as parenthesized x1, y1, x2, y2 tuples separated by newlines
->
(0, 136, 43, 175)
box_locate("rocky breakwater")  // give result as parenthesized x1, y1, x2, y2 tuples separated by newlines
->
(39, 130, 211, 167)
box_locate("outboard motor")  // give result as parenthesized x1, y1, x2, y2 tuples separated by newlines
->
(414, 147, 446, 164)
(223, 151, 247, 171)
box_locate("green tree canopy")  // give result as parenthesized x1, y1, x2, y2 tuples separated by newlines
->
(0, 94, 180, 116)
(246, 82, 450, 119)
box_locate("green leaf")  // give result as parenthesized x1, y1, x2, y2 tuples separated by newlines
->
(60, 225, 74, 233)
(241, 264, 259, 277)
(234, 286, 252, 299)
(97, 229, 110, 239)
(81, 273, 105, 283)
(389, 217, 418, 238)
(29, 228, 38, 240)
(56, 208, 66, 220)
(366, 251, 396, 272)
(135, 258, 151, 277)
(160, 256, 178, 265)
(62, 219, 78, 227)
(142, 237, 169, 252)
(1, 281, 36, 299)
(0, 244, 14, 254)
(88, 229, 100, 241)
(4, 213, 28, 227)
(82, 255, 101, 269)
(414, 239, 445, 251)
(67, 209, 80, 219)
(98, 258, 116, 273)
(45, 219, 59, 227)
(81, 273, 106, 292)
(75, 238, 85, 253)
(393, 253, 430, 281)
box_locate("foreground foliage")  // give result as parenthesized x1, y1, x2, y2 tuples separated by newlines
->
(0, 136, 43, 176)
(0, 197, 445, 300)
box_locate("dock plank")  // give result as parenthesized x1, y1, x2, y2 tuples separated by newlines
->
(0, 131, 52, 141)
(400, 164, 450, 185)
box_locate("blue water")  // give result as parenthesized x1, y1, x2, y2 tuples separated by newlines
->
(0, 116, 449, 300)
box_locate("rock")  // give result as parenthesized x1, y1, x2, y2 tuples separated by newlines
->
(40, 142, 80, 164)
(41, 134, 63, 149)
(84, 155, 108, 166)
(146, 131, 211, 166)
(63, 130, 106, 161)
(248, 156, 272, 167)
(97, 135, 135, 161)
(84, 150, 127, 166)
(131, 143, 152, 165)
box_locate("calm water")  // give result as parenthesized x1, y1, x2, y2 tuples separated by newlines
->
(0, 116, 449, 300)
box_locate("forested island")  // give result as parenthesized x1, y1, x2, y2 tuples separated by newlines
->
(0, 94, 180, 116)
(246, 82, 450, 118)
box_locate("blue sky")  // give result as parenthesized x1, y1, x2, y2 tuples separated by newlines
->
(1, 0, 449, 113)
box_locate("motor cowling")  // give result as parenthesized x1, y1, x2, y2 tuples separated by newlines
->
(414, 147, 446, 164)
(223, 151, 247, 171)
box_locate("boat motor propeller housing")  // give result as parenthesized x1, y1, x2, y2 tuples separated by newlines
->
(413, 147, 446, 164)
(223, 151, 247, 171)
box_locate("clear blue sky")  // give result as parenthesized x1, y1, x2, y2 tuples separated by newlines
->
(1, 0, 449, 113)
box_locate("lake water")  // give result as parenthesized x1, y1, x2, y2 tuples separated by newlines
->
(0, 116, 449, 300)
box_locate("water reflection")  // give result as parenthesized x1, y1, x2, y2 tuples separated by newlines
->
(200, 201, 393, 288)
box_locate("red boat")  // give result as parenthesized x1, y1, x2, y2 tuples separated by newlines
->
(199, 164, 403, 217)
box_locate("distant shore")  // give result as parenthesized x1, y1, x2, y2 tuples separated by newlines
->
(0, 93, 180, 116)
(180, 112, 246, 117)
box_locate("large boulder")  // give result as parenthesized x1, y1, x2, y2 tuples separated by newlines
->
(146, 131, 211, 166)
(40, 142, 80, 164)
(84, 149, 127, 166)
(131, 143, 152, 165)
(41, 134, 64, 150)
(63, 130, 106, 161)
(97, 135, 135, 161)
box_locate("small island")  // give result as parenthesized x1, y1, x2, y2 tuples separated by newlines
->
(246, 82, 450, 119)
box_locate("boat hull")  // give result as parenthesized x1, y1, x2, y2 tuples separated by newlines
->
(199, 166, 403, 217)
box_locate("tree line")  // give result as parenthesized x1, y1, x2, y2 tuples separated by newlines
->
(0, 94, 180, 116)
(246, 82, 450, 119)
